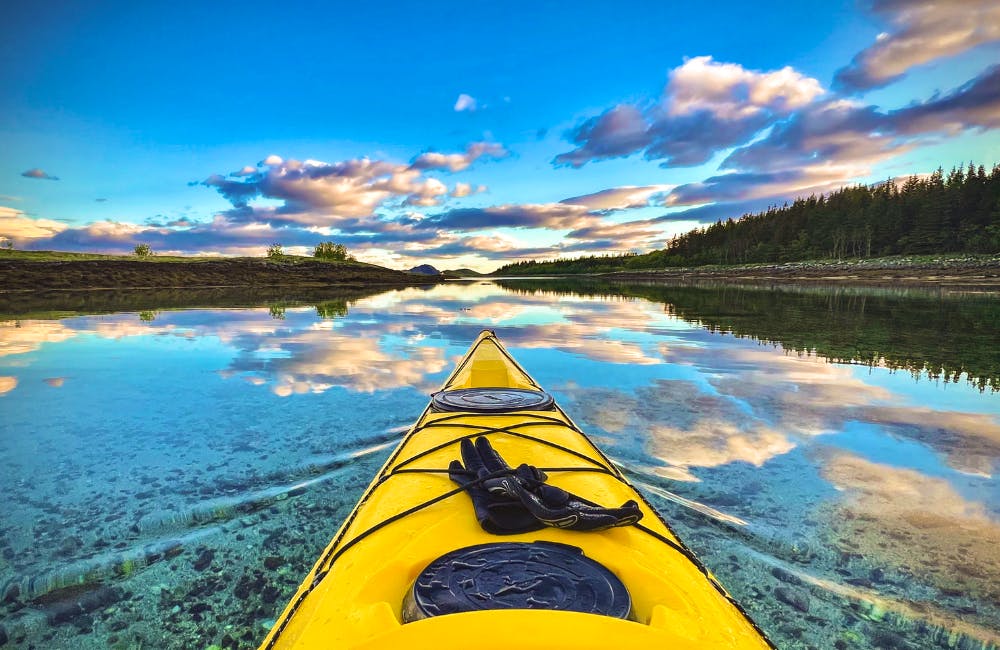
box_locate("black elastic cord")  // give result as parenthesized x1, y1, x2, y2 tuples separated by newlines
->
(314, 428, 617, 574)
(394, 424, 613, 473)
(297, 414, 584, 590)
(388, 466, 615, 476)
(409, 410, 581, 435)
(264, 466, 524, 650)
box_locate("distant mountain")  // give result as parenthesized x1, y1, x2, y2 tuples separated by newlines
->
(443, 268, 485, 277)
(408, 264, 442, 275)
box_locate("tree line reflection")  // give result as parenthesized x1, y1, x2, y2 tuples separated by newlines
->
(497, 279, 1000, 391)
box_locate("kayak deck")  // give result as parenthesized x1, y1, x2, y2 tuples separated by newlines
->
(260, 331, 773, 649)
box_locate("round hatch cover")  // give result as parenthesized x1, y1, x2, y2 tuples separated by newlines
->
(402, 541, 631, 622)
(432, 388, 554, 412)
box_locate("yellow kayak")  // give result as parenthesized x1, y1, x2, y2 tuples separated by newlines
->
(260, 330, 774, 649)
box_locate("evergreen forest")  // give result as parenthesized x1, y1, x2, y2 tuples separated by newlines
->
(494, 163, 1000, 275)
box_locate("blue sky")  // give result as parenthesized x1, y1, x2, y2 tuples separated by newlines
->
(2, 0, 998, 271)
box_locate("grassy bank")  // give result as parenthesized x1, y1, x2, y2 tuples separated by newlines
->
(0, 250, 441, 292)
(578, 254, 1000, 289)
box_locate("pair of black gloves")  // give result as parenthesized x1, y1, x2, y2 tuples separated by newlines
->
(448, 437, 642, 534)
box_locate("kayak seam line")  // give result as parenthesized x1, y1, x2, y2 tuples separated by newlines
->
(320, 479, 472, 570)
(485, 332, 544, 389)
(550, 402, 627, 481)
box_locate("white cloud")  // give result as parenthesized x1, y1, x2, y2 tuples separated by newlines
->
(454, 93, 477, 112)
(450, 182, 487, 198)
(428, 202, 596, 231)
(836, 0, 1000, 90)
(555, 57, 825, 167)
(410, 142, 507, 172)
(666, 56, 823, 119)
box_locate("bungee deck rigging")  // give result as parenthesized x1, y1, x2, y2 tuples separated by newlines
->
(260, 330, 775, 649)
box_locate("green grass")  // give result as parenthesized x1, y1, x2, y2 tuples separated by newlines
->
(0, 249, 379, 267)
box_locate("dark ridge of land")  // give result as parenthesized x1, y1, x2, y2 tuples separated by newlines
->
(597, 256, 1000, 290)
(0, 255, 442, 293)
(443, 268, 486, 277)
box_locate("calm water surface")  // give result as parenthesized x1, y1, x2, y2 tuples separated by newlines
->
(1, 280, 999, 649)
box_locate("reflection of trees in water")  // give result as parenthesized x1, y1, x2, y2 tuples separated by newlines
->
(315, 300, 348, 319)
(0, 287, 377, 321)
(498, 279, 1000, 391)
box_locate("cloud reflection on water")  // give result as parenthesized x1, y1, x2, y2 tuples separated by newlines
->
(1, 285, 997, 484)
(0, 319, 76, 356)
(233, 327, 450, 395)
(819, 450, 1000, 605)
(653, 342, 1000, 478)
(0, 375, 17, 394)
(568, 381, 796, 482)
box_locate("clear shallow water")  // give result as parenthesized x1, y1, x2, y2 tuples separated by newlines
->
(1, 280, 998, 649)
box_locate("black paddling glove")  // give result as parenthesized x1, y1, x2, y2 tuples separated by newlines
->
(448, 437, 545, 535)
(449, 437, 643, 534)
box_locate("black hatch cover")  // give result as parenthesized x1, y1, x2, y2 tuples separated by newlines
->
(402, 541, 631, 622)
(432, 388, 554, 412)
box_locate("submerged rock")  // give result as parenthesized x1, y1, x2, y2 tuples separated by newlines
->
(261, 586, 280, 604)
(770, 567, 803, 586)
(37, 584, 123, 625)
(193, 548, 215, 572)
(774, 586, 810, 613)
(2, 583, 19, 605)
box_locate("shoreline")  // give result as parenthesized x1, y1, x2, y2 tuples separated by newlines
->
(524, 257, 1000, 290)
(0, 257, 443, 293)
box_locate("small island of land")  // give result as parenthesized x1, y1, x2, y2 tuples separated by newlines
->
(0, 250, 444, 294)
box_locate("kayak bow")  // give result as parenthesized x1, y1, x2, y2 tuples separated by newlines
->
(260, 330, 774, 649)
